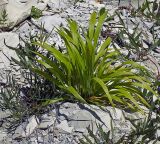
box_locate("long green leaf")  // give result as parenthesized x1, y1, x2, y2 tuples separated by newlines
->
(93, 77, 114, 106)
(64, 86, 87, 103)
(95, 37, 111, 63)
(33, 42, 72, 72)
(94, 8, 107, 48)
(88, 11, 97, 39)
(41, 97, 65, 107)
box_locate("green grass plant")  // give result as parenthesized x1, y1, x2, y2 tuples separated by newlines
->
(15, 8, 156, 111)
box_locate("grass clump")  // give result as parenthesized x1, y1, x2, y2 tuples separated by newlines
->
(22, 8, 156, 111)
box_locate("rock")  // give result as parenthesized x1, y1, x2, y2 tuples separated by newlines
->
(0, 0, 8, 13)
(143, 59, 159, 75)
(59, 103, 133, 135)
(144, 21, 154, 29)
(1, 101, 159, 143)
(16, 22, 31, 39)
(36, 2, 47, 11)
(56, 120, 74, 133)
(68, 108, 110, 134)
(0, 130, 7, 142)
(0, 32, 19, 68)
(105, 106, 125, 121)
(87, 1, 105, 9)
(156, 129, 160, 138)
(57, 102, 80, 117)
(38, 115, 56, 130)
(0, 0, 8, 5)
(76, 2, 90, 8)
(17, 21, 31, 32)
(32, 14, 66, 33)
(29, 137, 38, 144)
(47, 0, 71, 12)
(13, 115, 39, 139)
(41, 0, 49, 3)
(0, 0, 37, 30)
(0, 110, 11, 120)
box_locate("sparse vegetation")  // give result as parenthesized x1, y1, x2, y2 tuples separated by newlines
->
(80, 111, 160, 144)
(0, 9, 8, 25)
(31, 6, 42, 19)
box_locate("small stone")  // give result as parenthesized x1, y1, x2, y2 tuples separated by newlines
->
(29, 137, 38, 144)
(36, 2, 47, 10)
(37, 137, 44, 143)
(0, 110, 11, 119)
(47, 0, 71, 12)
(25, 115, 39, 134)
(0, 131, 7, 142)
(88, 1, 105, 8)
(144, 21, 154, 29)
(0, 32, 19, 68)
(13, 115, 39, 139)
(38, 115, 56, 130)
(16, 22, 31, 33)
(156, 129, 160, 138)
